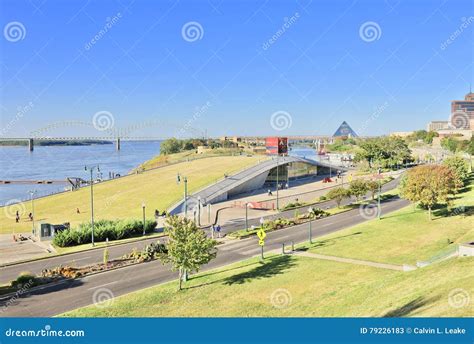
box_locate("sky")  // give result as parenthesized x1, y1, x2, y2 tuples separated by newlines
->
(0, 0, 473, 138)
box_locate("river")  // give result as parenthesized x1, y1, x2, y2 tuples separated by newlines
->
(0, 141, 161, 205)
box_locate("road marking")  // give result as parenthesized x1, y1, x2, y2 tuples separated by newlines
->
(87, 281, 117, 290)
(70, 256, 92, 262)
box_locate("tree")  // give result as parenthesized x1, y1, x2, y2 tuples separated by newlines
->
(366, 180, 379, 200)
(326, 187, 351, 208)
(354, 137, 412, 169)
(349, 179, 368, 201)
(160, 216, 217, 290)
(160, 138, 182, 155)
(400, 165, 455, 220)
(442, 156, 470, 190)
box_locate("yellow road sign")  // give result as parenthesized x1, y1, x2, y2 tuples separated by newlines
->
(259, 239, 265, 246)
(257, 229, 266, 240)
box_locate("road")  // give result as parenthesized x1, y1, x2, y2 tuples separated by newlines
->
(0, 176, 401, 284)
(0, 195, 409, 317)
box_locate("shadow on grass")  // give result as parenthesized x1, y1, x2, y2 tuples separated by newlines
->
(222, 255, 296, 286)
(432, 205, 474, 219)
(383, 296, 440, 317)
(306, 231, 363, 250)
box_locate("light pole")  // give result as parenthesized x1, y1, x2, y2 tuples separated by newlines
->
(245, 202, 249, 231)
(142, 202, 146, 235)
(85, 165, 100, 246)
(377, 167, 382, 220)
(197, 196, 201, 226)
(276, 154, 280, 210)
(177, 173, 188, 218)
(308, 206, 313, 244)
(259, 217, 264, 261)
(29, 190, 37, 236)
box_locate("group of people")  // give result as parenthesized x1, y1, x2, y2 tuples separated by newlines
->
(211, 224, 222, 238)
(154, 209, 167, 219)
(15, 210, 33, 223)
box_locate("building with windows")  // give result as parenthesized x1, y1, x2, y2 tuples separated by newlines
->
(427, 121, 449, 132)
(450, 91, 474, 129)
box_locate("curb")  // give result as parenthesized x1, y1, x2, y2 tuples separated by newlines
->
(0, 232, 166, 268)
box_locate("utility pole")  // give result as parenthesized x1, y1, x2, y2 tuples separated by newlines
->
(276, 154, 279, 210)
(29, 190, 37, 236)
(142, 202, 146, 235)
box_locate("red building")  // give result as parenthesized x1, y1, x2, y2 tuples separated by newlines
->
(266, 137, 288, 155)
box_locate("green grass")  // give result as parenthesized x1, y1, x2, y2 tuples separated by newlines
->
(61, 178, 474, 318)
(0, 155, 262, 234)
(61, 254, 473, 317)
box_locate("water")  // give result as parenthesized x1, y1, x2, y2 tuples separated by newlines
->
(0, 141, 161, 205)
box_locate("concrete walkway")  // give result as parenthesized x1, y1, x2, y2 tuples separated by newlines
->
(293, 250, 410, 271)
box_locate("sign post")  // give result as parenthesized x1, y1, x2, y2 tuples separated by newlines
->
(257, 227, 266, 262)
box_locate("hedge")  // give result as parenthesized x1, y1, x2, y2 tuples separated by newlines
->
(53, 219, 157, 247)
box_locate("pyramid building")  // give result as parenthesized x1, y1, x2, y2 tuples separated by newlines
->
(333, 121, 358, 138)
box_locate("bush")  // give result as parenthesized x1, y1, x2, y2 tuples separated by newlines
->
(53, 219, 157, 247)
(11, 273, 39, 288)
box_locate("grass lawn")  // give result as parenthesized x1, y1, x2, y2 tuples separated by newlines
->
(0, 155, 262, 234)
(61, 254, 473, 317)
(306, 182, 474, 265)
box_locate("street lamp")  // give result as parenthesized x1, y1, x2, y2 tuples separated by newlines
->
(29, 190, 37, 236)
(197, 196, 201, 226)
(142, 202, 146, 235)
(177, 173, 188, 218)
(245, 202, 249, 231)
(85, 165, 100, 246)
(259, 217, 265, 261)
(377, 167, 382, 220)
(308, 206, 313, 244)
(276, 154, 280, 210)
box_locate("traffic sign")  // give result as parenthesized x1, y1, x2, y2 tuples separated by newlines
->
(257, 228, 266, 240)
(259, 239, 265, 246)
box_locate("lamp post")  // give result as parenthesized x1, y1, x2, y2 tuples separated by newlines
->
(85, 165, 100, 246)
(276, 155, 280, 210)
(259, 217, 265, 261)
(29, 190, 37, 236)
(308, 206, 313, 244)
(377, 167, 382, 220)
(177, 173, 188, 218)
(197, 196, 201, 226)
(245, 202, 249, 231)
(142, 202, 146, 235)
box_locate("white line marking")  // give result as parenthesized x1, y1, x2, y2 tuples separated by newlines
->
(87, 281, 117, 290)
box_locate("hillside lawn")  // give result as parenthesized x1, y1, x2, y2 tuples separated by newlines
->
(0, 155, 262, 234)
(62, 178, 474, 317)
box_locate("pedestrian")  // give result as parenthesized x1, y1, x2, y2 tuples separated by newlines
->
(154, 209, 160, 219)
(216, 224, 221, 238)
(76, 207, 80, 214)
(28, 212, 33, 221)
(15, 215, 19, 223)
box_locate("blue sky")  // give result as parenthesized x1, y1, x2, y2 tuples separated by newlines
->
(1, 0, 473, 138)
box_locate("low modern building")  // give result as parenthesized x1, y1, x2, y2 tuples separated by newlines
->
(427, 121, 449, 132)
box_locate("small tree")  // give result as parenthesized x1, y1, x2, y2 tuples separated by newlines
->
(326, 187, 351, 208)
(349, 179, 368, 201)
(400, 165, 455, 220)
(161, 216, 217, 290)
(443, 156, 470, 191)
(366, 180, 379, 200)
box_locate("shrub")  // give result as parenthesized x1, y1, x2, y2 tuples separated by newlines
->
(53, 219, 157, 247)
(11, 273, 39, 288)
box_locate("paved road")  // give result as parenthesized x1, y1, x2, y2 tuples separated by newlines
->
(0, 175, 401, 284)
(0, 196, 409, 317)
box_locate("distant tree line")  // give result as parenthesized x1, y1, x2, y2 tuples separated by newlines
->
(159, 138, 239, 155)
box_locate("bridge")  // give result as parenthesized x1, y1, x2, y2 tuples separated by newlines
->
(168, 156, 349, 215)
